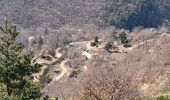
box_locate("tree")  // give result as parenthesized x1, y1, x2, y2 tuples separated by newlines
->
(119, 32, 132, 47)
(119, 32, 127, 43)
(79, 65, 138, 100)
(94, 36, 99, 43)
(0, 19, 42, 99)
(43, 27, 49, 36)
(105, 42, 113, 53)
(36, 35, 43, 47)
(90, 36, 99, 47)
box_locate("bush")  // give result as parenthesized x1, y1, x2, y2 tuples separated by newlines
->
(48, 49, 56, 57)
(90, 42, 98, 47)
(152, 93, 170, 100)
(133, 93, 170, 100)
(119, 32, 132, 47)
(90, 36, 100, 47)
(105, 42, 114, 53)
(41, 55, 53, 61)
(155, 94, 170, 100)
(39, 67, 51, 88)
(69, 70, 80, 78)
(124, 43, 132, 48)
(94, 36, 99, 43)
(119, 32, 127, 41)
(63, 40, 74, 45)
(79, 67, 137, 100)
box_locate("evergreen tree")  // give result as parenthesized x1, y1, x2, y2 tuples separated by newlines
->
(43, 27, 48, 36)
(94, 36, 99, 43)
(119, 32, 129, 44)
(0, 19, 42, 99)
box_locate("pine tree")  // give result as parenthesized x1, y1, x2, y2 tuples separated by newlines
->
(119, 32, 129, 44)
(43, 27, 48, 36)
(94, 36, 99, 43)
(0, 19, 42, 99)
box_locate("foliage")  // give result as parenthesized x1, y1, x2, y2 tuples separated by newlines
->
(90, 36, 100, 47)
(39, 67, 51, 88)
(94, 36, 99, 43)
(1, 0, 170, 31)
(119, 32, 128, 43)
(90, 42, 97, 47)
(155, 94, 170, 100)
(79, 67, 138, 100)
(100, 0, 170, 29)
(119, 32, 132, 47)
(69, 70, 80, 78)
(124, 43, 132, 48)
(43, 27, 49, 36)
(41, 55, 53, 61)
(133, 93, 170, 100)
(0, 20, 42, 99)
(63, 40, 74, 45)
(36, 35, 43, 46)
(105, 42, 113, 53)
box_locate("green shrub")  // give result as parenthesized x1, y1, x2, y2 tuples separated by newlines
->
(105, 42, 114, 53)
(39, 67, 51, 88)
(41, 55, 53, 61)
(0, 20, 42, 99)
(123, 43, 132, 48)
(155, 94, 170, 100)
(63, 40, 74, 45)
(90, 41, 97, 47)
(69, 70, 80, 78)
(133, 93, 170, 100)
(94, 36, 99, 43)
(48, 49, 56, 57)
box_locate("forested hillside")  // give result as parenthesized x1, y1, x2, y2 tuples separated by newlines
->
(0, 0, 170, 99)
(101, 0, 170, 29)
(0, 0, 170, 30)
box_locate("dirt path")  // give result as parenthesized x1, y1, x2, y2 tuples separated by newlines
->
(33, 58, 56, 82)
(82, 51, 92, 59)
(36, 36, 163, 82)
(53, 59, 68, 81)
(52, 48, 69, 81)
(32, 64, 48, 82)
(33, 47, 69, 82)
(55, 48, 62, 58)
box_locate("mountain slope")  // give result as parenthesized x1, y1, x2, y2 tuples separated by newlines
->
(0, 0, 170, 30)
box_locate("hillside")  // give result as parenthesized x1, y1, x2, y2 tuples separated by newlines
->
(0, 0, 170, 30)
(100, 0, 170, 29)
(33, 29, 170, 99)
(0, 0, 170, 99)
(0, 0, 103, 29)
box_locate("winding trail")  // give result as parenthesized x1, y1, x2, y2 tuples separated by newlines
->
(53, 59, 68, 81)
(55, 48, 62, 58)
(32, 64, 48, 82)
(33, 47, 69, 82)
(52, 48, 69, 81)
(35, 33, 169, 82)
(82, 51, 92, 59)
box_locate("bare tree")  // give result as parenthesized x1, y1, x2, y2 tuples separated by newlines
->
(78, 56, 138, 100)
